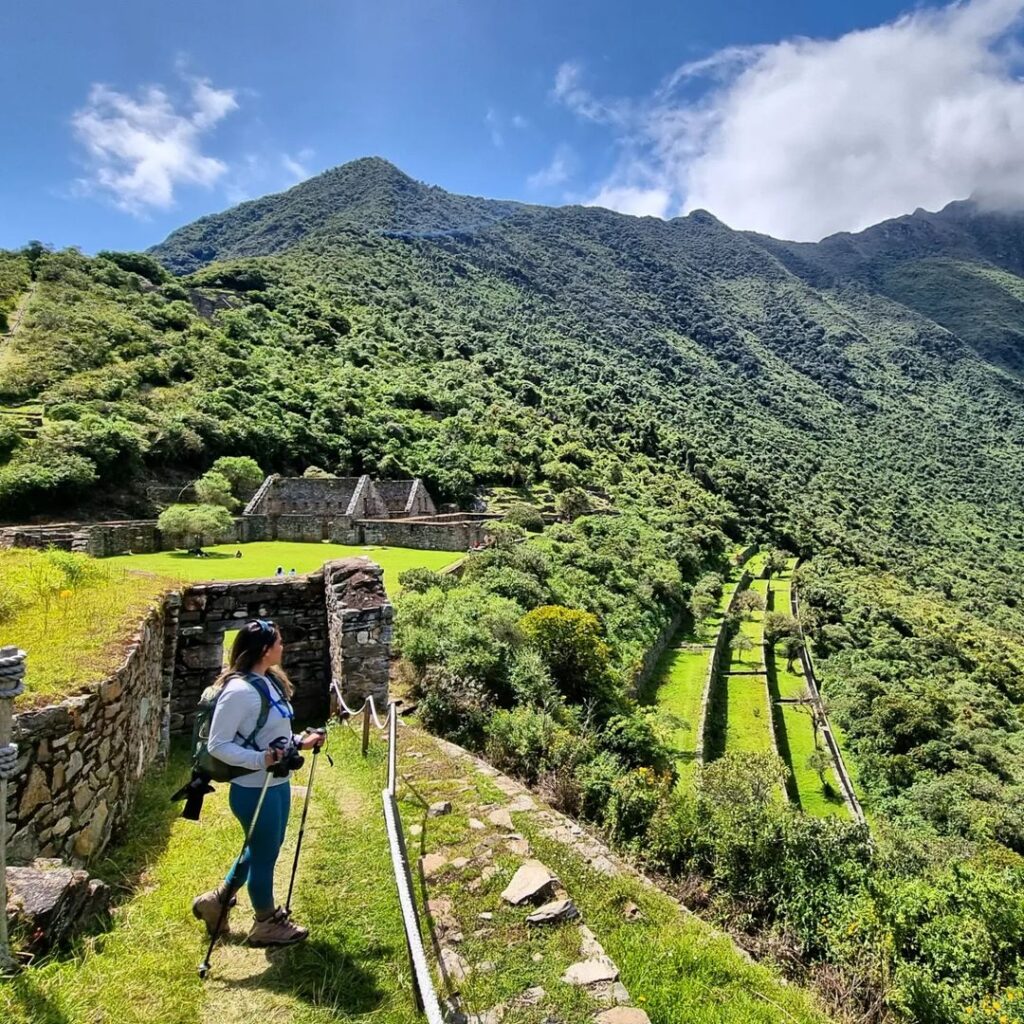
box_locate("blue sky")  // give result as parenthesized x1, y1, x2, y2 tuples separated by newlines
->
(4, 0, 1024, 250)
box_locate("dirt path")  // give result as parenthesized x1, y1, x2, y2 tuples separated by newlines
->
(199, 768, 371, 1024)
(2, 283, 35, 339)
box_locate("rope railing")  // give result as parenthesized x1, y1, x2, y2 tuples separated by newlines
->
(330, 681, 444, 1023)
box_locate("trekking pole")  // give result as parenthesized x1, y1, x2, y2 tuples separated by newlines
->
(198, 768, 275, 980)
(284, 735, 324, 917)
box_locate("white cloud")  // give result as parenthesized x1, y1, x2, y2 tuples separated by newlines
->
(585, 185, 671, 218)
(281, 147, 315, 183)
(485, 107, 504, 147)
(527, 145, 573, 190)
(555, 0, 1024, 239)
(72, 76, 237, 215)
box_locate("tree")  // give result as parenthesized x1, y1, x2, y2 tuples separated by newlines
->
(194, 470, 238, 511)
(303, 465, 335, 479)
(520, 605, 612, 706)
(782, 634, 805, 673)
(766, 549, 791, 576)
(807, 748, 833, 788)
(690, 590, 717, 622)
(556, 487, 591, 522)
(504, 502, 545, 533)
(734, 589, 765, 620)
(211, 456, 264, 496)
(730, 632, 755, 662)
(485, 521, 527, 550)
(158, 504, 233, 551)
(763, 611, 799, 643)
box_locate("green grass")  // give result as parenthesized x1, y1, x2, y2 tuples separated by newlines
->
(777, 705, 847, 818)
(519, 825, 832, 1024)
(646, 645, 709, 775)
(1, 731, 426, 1024)
(744, 550, 770, 578)
(0, 548, 172, 708)
(105, 541, 459, 594)
(723, 674, 775, 754)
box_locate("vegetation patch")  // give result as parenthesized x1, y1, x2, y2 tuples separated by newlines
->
(0, 548, 171, 707)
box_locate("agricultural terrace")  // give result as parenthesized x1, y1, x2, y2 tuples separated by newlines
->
(645, 545, 750, 780)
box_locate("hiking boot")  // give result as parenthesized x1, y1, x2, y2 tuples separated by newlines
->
(246, 907, 309, 947)
(192, 889, 236, 937)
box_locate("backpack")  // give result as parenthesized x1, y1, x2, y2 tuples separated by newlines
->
(190, 672, 276, 783)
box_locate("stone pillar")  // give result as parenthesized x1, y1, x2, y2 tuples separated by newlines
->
(325, 558, 392, 708)
(0, 646, 26, 973)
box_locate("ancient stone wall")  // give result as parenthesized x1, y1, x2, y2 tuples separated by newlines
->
(358, 517, 486, 552)
(631, 609, 684, 695)
(172, 573, 330, 732)
(325, 558, 393, 708)
(82, 521, 162, 558)
(7, 603, 168, 866)
(264, 477, 362, 516)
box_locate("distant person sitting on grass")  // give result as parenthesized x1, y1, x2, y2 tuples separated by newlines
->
(288, 568, 297, 577)
(235, 549, 242, 559)
(275, 566, 284, 577)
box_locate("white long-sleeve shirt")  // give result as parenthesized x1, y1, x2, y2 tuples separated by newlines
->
(207, 673, 295, 788)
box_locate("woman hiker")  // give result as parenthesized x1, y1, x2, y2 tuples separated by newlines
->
(191, 619, 324, 946)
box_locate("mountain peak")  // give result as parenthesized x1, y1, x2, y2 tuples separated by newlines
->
(150, 156, 528, 274)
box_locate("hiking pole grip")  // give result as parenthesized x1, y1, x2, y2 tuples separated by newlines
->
(198, 768, 275, 980)
(285, 745, 319, 916)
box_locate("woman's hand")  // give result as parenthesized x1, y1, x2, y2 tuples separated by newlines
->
(297, 730, 325, 751)
(264, 747, 284, 768)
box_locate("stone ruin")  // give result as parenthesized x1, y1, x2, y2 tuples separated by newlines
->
(0, 473, 498, 556)
(3, 556, 393, 952)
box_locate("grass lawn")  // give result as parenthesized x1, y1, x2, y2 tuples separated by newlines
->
(723, 674, 775, 754)
(105, 541, 459, 594)
(0, 548, 172, 708)
(745, 550, 770, 578)
(778, 705, 847, 818)
(647, 645, 709, 772)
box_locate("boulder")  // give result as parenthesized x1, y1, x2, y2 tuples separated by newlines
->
(593, 1010, 652, 1024)
(562, 957, 620, 986)
(6, 858, 110, 954)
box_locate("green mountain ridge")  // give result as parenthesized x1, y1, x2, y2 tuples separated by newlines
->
(3, 157, 1024, 848)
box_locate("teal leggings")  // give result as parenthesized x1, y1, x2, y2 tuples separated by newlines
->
(224, 782, 291, 914)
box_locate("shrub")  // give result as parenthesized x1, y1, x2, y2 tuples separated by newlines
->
(521, 604, 613, 707)
(211, 456, 264, 495)
(486, 706, 558, 785)
(600, 709, 674, 773)
(417, 668, 490, 750)
(505, 502, 544, 533)
(577, 750, 627, 822)
(396, 567, 457, 594)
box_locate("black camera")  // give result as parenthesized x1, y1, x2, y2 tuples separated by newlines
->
(268, 736, 304, 778)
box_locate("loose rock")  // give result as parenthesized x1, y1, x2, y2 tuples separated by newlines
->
(526, 898, 580, 925)
(500, 860, 557, 905)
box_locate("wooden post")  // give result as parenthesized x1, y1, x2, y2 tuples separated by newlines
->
(0, 645, 26, 974)
(361, 698, 371, 757)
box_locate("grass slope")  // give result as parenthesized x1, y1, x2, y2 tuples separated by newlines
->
(104, 541, 459, 594)
(0, 549, 172, 707)
(777, 705, 847, 818)
(722, 674, 775, 755)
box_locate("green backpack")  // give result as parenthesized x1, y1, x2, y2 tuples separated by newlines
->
(190, 672, 272, 783)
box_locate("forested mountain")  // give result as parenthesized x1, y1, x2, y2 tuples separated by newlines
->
(7, 157, 1024, 1019)
(4, 158, 1024, 845)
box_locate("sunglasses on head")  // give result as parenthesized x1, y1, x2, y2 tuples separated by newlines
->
(248, 618, 277, 640)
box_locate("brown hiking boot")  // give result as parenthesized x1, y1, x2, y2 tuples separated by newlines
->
(246, 907, 309, 947)
(192, 889, 236, 937)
